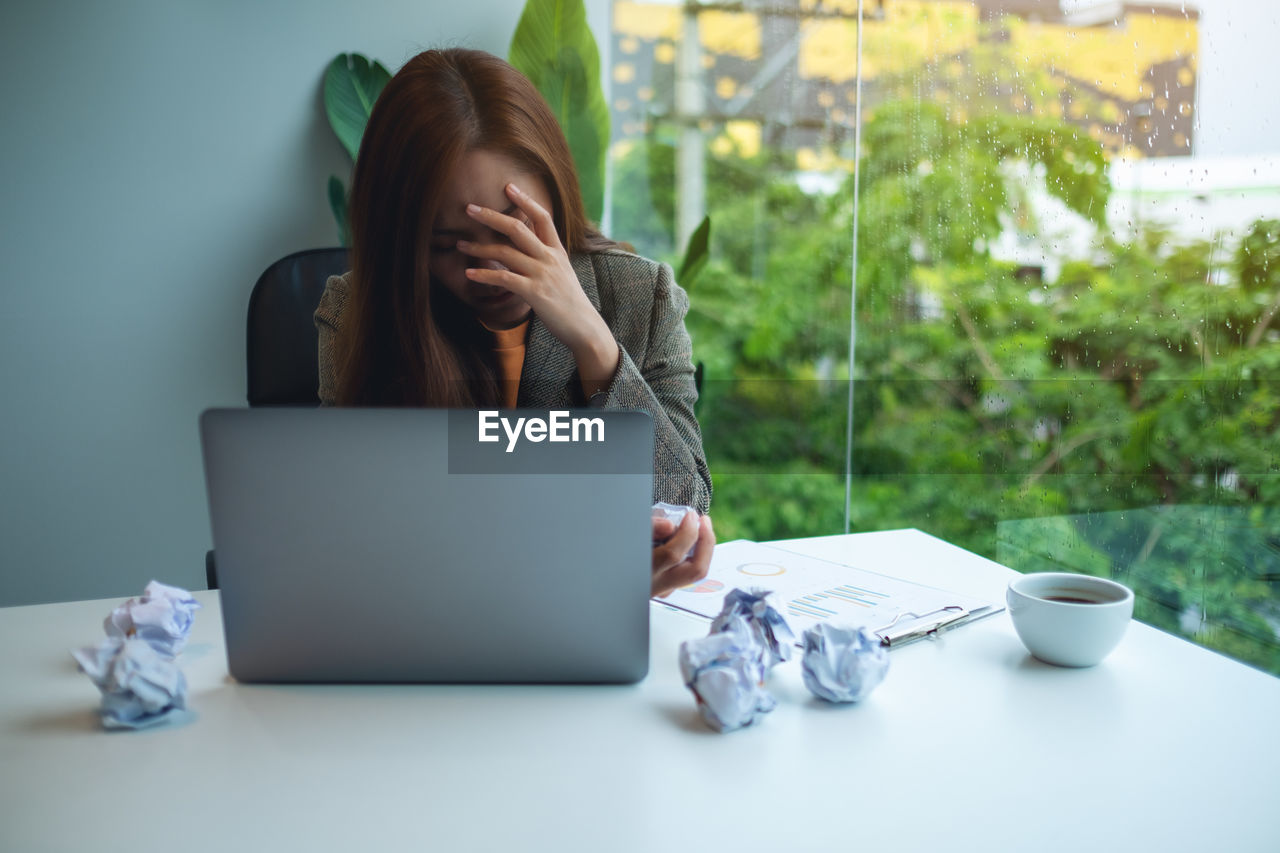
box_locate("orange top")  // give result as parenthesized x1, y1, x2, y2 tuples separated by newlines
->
(482, 318, 531, 408)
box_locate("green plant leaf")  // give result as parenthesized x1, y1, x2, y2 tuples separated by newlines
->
(328, 175, 349, 247)
(509, 0, 610, 222)
(323, 53, 391, 162)
(677, 215, 711, 290)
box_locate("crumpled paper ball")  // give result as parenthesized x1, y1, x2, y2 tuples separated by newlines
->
(72, 637, 188, 730)
(711, 587, 795, 668)
(104, 580, 200, 657)
(678, 619, 777, 733)
(652, 501, 698, 560)
(800, 623, 889, 704)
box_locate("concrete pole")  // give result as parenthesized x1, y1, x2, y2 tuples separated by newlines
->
(676, 1, 706, 251)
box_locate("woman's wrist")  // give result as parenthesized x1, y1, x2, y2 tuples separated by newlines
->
(573, 324, 621, 399)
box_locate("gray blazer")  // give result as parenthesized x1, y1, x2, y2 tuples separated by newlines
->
(314, 249, 712, 512)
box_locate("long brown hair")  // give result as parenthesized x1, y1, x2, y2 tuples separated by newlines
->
(335, 48, 616, 406)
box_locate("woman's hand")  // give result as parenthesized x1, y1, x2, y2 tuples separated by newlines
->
(458, 184, 620, 393)
(650, 512, 715, 599)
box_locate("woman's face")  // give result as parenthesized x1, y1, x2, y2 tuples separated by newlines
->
(428, 149, 554, 329)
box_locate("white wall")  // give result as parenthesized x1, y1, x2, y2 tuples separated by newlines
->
(1195, 0, 1280, 158)
(0, 0, 611, 605)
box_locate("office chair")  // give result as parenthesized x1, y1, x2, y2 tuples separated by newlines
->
(207, 247, 350, 589)
(246, 247, 350, 406)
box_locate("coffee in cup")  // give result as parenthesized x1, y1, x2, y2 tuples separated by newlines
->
(1006, 572, 1134, 667)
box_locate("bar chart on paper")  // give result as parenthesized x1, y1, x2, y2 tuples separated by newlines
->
(787, 582, 891, 622)
(660, 540, 998, 640)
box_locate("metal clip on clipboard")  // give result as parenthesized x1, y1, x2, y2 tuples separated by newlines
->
(875, 605, 972, 647)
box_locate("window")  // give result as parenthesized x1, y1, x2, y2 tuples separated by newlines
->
(610, 0, 1280, 676)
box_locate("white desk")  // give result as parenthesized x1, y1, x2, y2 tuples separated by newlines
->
(3, 530, 1278, 852)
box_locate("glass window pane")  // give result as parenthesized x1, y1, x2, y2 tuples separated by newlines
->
(611, 0, 859, 542)
(851, 0, 1279, 675)
(611, 0, 1280, 676)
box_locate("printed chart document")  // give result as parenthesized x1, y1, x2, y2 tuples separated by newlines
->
(661, 540, 1003, 646)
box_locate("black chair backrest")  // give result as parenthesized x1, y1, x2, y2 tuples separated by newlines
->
(211, 247, 350, 589)
(246, 247, 350, 406)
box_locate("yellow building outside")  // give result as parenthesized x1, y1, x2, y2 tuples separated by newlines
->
(611, 0, 1199, 167)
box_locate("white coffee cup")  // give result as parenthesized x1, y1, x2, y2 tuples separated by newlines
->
(1007, 572, 1134, 667)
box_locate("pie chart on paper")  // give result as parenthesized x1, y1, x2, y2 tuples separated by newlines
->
(682, 578, 725, 594)
(736, 562, 786, 577)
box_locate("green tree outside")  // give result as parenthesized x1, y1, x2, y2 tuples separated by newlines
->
(611, 99, 1280, 675)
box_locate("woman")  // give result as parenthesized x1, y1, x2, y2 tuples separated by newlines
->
(314, 48, 713, 596)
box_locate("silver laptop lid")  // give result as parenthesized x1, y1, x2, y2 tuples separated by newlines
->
(200, 408, 653, 684)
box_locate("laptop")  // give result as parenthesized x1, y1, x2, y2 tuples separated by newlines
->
(199, 407, 653, 684)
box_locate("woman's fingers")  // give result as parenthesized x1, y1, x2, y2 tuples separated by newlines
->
(463, 265, 523, 289)
(651, 516, 677, 542)
(460, 186, 606, 361)
(652, 511, 698, 568)
(456, 239, 530, 275)
(461, 184, 558, 255)
(505, 183, 560, 246)
(681, 516, 714, 581)
(464, 204, 544, 258)
(693, 515, 715, 571)
(456, 232, 539, 293)
(459, 188, 570, 299)
(654, 561, 706, 599)
(651, 513, 714, 599)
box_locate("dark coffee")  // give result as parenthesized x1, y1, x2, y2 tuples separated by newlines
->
(1043, 595, 1100, 604)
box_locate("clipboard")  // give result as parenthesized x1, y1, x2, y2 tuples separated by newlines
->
(871, 603, 1001, 647)
(659, 540, 1004, 646)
